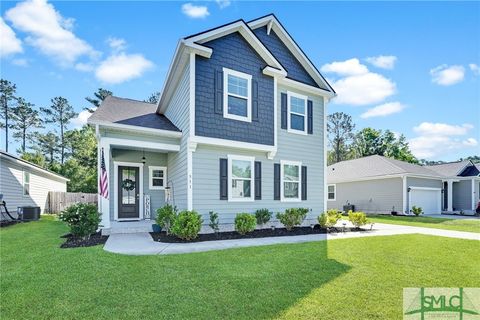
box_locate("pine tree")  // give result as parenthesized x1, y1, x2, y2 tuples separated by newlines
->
(10, 98, 43, 152)
(0, 79, 17, 152)
(85, 88, 112, 112)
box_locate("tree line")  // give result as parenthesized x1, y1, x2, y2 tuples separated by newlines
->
(0, 78, 159, 193)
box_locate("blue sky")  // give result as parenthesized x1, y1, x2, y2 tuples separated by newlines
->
(1, 0, 479, 161)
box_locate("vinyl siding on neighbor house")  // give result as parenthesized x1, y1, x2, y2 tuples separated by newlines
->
(327, 178, 403, 214)
(452, 180, 472, 211)
(192, 83, 325, 225)
(0, 158, 66, 216)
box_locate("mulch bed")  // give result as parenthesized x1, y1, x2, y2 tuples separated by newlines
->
(60, 232, 109, 248)
(150, 225, 365, 243)
(0, 220, 24, 228)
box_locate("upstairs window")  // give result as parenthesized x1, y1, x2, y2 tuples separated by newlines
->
(223, 68, 252, 122)
(287, 91, 307, 134)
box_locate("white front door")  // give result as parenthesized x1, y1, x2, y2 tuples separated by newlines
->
(410, 188, 441, 215)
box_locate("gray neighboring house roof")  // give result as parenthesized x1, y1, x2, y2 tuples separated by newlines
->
(427, 161, 472, 177)
(328, 155, 441, 183)
(88, 96, 180, 132)
(0, 151, 69, 181)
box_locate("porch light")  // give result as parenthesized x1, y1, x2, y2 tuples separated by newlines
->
(141, 150, 146, 164)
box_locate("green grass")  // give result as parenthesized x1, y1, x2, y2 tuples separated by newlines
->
(367, 214, 480, 233)
(1, 217, 479, 319)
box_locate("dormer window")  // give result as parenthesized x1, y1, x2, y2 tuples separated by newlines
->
(223, 67, 252, 122)
(287, 91, 307, 135)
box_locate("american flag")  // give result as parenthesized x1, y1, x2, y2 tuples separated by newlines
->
(100, 148, 109, 199)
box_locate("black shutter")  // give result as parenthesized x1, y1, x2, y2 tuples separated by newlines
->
(281, 93, 287, 129)
(219, 158, 228, 200)
(214, 69, 223, 115)
(254, 161, 261, 200)
(301, 166, 307, 200)
(252, 80, 259, 121)
(307, 100, 313, 134)
(274, 163, 281, 200)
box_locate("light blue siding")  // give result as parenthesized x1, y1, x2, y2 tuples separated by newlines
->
(452, 179, 472, 211)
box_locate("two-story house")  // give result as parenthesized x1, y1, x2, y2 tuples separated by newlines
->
(88, 14, 336, 234)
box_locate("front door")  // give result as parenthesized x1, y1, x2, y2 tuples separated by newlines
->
(118, 166, 140, 219)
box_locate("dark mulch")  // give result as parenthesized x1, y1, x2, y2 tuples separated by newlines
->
(60, 232, 109, 248)
(150, 225, 365, 243)
(0, 220, 24, 228)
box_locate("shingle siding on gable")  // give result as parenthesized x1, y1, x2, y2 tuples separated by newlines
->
(253, 26, 324, 89)
(195, 32, 274, 146)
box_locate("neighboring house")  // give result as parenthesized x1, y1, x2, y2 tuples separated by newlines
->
(0, 151, 68, 218)
(88, 14, 335, 233)
(327, 155, 480, 215)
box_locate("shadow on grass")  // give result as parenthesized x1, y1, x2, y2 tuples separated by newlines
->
(1, 218, 351, 319)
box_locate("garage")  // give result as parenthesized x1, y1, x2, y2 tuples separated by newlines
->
(409, 187, 441, 215)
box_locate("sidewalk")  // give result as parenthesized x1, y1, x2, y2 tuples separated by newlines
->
(103, 222, 480, 256)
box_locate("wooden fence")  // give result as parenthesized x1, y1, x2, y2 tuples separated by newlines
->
(47, 192, 97, 213)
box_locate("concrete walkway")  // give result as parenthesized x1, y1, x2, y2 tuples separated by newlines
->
(103, 221, 479, 256)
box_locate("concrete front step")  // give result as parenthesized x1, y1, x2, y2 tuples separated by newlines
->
(102, 220, 154, 235)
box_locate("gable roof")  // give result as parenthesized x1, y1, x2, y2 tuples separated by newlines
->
(427, 160, 474, 177)
(248, 14, 335, 94)
(89, 96, 180, 134)
(0, 151, 69, 182)
(328, 155, 441, 183)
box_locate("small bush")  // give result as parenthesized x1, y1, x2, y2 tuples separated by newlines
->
(348, 211, 368, 228)
(318, 209, 342, 228)
(209, 211, 219, 233)
(156, 204, 177, 235)
(411, 206, 423, 216)
(234, 213, 256, 235)
(318, 213, 328, 228)
(276, 208, 309, 231)
(59, 203, 101, 240)
(170, 210, 203, 240)
(255, 208, 272, 226)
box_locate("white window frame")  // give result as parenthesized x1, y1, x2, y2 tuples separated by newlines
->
(23, 170, 30, 196)
(228, 154, 255, 202)
(327, 184, 336, 201)
(149, 166, 167, 190)
(280, 160, 302, 202)
(287, 91, 308, 135)
(223, 67, 252, 123)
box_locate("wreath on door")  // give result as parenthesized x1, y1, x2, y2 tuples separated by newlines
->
(122, 178, 136, 191)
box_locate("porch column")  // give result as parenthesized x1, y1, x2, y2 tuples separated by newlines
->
(472, 179, 476, 211)
(447, 180, 453, 212)
(99, 141, 111, 229)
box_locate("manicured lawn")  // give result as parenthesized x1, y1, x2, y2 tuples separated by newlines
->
(1, 217, 479, 319)
(367, 214, 480, 233)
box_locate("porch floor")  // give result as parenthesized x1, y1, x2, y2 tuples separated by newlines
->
(103, 220, 154, 235)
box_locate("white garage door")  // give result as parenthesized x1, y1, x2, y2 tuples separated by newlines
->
(409, 188, 441, 215)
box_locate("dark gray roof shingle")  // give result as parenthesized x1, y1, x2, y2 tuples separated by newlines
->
(88, 96, 180, 132)
(427, 161, 471, 177)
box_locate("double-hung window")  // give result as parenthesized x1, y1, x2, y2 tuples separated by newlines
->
(327, 184, 336, 201)
(228, 155, 254, 201)
(287, 91, 307, 134)
(23, 171, 30, 196)
(281, 160, 302, 201)
(223, 68, 252, 122)
(149, 166, 167, 190)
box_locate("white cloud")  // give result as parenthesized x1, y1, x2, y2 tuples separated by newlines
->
(72, 109, 95, 127)
(360, 102, 405, 119)
(430, 64, 465, 86)
(107, 37, 126, 52)
(0, 17, 23, 57)
(320, 58, 368, 76)
(365, 55, 397, 69)
(469, 63, 479, 76)
(95, 53, 154, 84)
(181, 3, 209, 18)
(216, 0, 231, 9)
(5, 0, 97, 65)
(12, 58, 28, 66)
(75, 62, 94, 72)
(409, 122, 477, 159)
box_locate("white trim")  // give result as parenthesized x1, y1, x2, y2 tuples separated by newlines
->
(278, 77, 334, 98)
(327, 184, 336, 201)
(113, 161, 144, 221)
(402, 176, 407, 214)
(189, 52, 195, 138)
(330, 173, 447, 184)
(99, 141, 110, 228)
(0, 152, 69, 182)
(190, 135, 276, 153)
(187, 148, 193, 210)
(472, 179, 476, 211)
(323, 97, 328, 211)
(227, 154, 255, 202)
(447, 180, 454, 212)
(408, 186, 442, 214)
(148, 166, 167, 190)
(222, 67, 252, 123)
(409, 187, 442, 191)
(88, 120, 182, 139)
(280, 160, 302, 202)
(101, 137, 180, 152)
(287, 91, 308, 135)
(262, 66, 287, 78)
(273, 76, 278, 148)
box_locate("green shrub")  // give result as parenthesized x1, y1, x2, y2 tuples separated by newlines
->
(170, 210, 203, 240)
(348, 211, 368, 228)
(318, 213, 328, 228)
(255, 208, 272, 226)
(318, 209, 342, 228)
(276, 208, 309, 231)
(411, 206, 423, 216)
(156, 204, 177, 235)
(59, 203, 101, 239)
(209, 211, 219, 233)
(234, 213, 256, 235)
